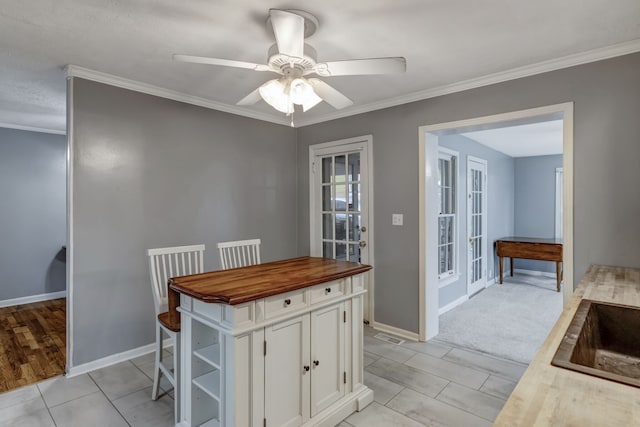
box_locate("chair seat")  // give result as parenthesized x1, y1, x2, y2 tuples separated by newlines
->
(158, 312, 181, 332)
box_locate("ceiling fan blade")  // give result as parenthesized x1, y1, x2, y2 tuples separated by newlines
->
(307, 79, 353, 110)
(173, 54, 273, 72)
(236, 88, 263, 106)
(269, 9, 304, 58)
(313, 57, 407, 77)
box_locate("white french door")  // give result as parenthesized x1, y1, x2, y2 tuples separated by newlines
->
(467, 157, 487, 296)
(309, 136, 372, 322)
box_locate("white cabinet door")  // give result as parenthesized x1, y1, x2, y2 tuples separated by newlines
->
(310, 302, 345, 417)
(265, 315, 310, 427)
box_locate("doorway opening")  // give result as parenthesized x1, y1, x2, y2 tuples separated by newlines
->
(418, 103, 574, 362)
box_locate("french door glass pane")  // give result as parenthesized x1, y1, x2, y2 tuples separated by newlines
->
(323, 242, 333, 258)
(335, 214, 347, 240)
(348, 214, 360, 241)
(348, 153, 360, 181)
(335, 155, 346, 178)
(322, 185, 332, 211)
(349, 244, 361, 263)
(335, 243, 347, 261)
(350, 184, 361, 211)
(322, 157, 332, 183)
(335, 184, 347, 211)
(322, 214, 333, 239)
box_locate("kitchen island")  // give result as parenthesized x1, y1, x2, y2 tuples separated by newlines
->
(494, 264, 640, 426)
(167, 256, 374, 427)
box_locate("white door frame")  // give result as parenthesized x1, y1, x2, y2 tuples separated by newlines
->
(555, 167, 564, 239)
(309, 135, 374, 324)
(466, 156, 488, 296)
(419, 102, 574, 341)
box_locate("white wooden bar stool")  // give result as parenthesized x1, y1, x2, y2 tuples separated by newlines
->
(147, 244, 205, 424)
(217, 238, 261, 269)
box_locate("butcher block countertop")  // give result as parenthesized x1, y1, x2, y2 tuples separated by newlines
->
(493, 265, 640, 426)
(169, 256, 371, 305)
(164, 256, 371, 330)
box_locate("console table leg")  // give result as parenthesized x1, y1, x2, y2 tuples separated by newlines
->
(510, 258, 514, 277)
(556, 262, 562, 292)
(499, 256, 504, 284)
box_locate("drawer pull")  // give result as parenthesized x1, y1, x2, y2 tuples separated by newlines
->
(303, 365, 310, 372)
(284, 298, 291, 306)
(325, 287, 332, 294)
(313, 360, 320, 367)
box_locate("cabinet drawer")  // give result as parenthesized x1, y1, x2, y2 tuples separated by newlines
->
(310, 280, 344, 304)
(264, 289, 308, 319)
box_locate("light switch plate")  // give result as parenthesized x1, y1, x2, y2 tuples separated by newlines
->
(392, 214, 403, 226)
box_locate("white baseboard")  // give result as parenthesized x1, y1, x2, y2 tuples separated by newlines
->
(438, 294, 469, 315)
(487, 278, 496, 286)
(513, 268, 557, 278)
(371, 321, 419, 342)
(67, 338, 173, 378)
(0, 290, 67, 308)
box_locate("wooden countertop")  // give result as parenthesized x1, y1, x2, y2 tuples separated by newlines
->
(496, 236, 563, 245)
(493, 264, 640, 426)
(164, 256, 371, 331)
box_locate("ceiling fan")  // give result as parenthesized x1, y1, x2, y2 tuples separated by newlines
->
(173, 9, 406, 116)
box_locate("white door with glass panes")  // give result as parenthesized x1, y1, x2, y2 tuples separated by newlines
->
(309, 136, 372, 322)
(467, 157, 488, 296)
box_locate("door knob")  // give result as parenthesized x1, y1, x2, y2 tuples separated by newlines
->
(359, 241, 367, 248)
(361, 226, 367, 232)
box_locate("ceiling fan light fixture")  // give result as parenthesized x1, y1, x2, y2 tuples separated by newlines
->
(259, 79, 293, 114)
(259, 76, 322, 115)
(290, 78, 322, 111)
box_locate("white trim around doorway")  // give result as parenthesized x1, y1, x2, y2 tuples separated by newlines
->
(418, 102, 574, 341)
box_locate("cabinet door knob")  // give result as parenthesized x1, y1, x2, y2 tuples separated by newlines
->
(303, 365, 310, 372)
(325, 287, 332, 294)
(313, 360, 320, 367)
(284, 298, 291, 306)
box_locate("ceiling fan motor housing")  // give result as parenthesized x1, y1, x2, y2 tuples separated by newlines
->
(267, 43, 317, 72)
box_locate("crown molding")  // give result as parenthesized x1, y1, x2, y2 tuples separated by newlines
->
(66, 39, 640, 129)
(0, 122, 66, 135)
(65, 65, 291, 127)
(294, 38, 640, 127)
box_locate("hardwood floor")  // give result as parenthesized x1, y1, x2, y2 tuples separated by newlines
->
(0, 298, 66, 393)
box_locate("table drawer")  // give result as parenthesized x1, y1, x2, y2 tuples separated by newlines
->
(310, 279, 345, 304)
(264, 289, 308, 319)
(497, 241, 562, 261)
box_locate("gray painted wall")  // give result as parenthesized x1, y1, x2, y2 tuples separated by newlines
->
(514, 155, 563, 273)
(296, 52, 640, 334)
(437, 134, 515, 308)
(71, 78, 298, 366)
(0, 128, 66, 301)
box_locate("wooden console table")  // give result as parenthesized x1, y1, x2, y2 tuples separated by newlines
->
(167, 256, 373, 427)
(495, 237, 563, 292)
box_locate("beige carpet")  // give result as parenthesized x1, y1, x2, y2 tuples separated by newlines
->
(435, 273, 563, 364)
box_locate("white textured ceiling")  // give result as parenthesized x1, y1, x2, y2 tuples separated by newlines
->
(462, 120, 563, 157)
(1, 1, 640, 133)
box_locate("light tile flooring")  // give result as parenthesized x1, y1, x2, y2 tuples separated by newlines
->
(1, 327, 527, 426)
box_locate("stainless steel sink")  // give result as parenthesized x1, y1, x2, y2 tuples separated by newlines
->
(551, 299, 640, 387)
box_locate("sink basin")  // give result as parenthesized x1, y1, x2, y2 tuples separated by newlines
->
(551, 299, 640, 387)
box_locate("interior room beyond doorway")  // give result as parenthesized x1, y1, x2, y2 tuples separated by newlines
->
(418, 103, 574, 352)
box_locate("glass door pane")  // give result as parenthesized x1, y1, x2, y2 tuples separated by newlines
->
(320, 152, 362, 263)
